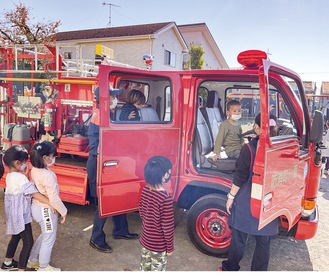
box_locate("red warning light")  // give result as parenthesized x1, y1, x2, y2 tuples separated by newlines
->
(237, 50, 267, 69)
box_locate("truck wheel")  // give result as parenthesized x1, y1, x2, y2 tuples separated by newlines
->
(187, 194, 231, 257)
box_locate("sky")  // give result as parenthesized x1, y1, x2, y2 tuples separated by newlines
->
(1, 0, 329, 91)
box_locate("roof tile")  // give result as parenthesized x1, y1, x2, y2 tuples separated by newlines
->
(56, 22, 173, 41)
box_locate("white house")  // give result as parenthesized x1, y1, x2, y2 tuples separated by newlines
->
(178, 23, 228, 69)
(55, 22, 228, 72)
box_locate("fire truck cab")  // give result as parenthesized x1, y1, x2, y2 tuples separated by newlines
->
(0, 46, 323, 257)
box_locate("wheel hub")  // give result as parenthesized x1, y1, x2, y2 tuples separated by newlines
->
(196, 208, 232, 249)
(208, 220, 224, 235)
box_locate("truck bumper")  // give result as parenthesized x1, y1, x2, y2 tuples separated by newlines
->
(294, 205, 319, 240)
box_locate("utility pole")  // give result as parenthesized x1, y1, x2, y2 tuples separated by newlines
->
(102, 2, 120, 27)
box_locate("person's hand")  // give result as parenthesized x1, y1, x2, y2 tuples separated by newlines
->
(211, 154, 220, 161)
(60, 214, 67, 224)
(226, 198, 234, 214)
(166, 251, 173, 256)
(128, 111, 136, 120)
(50, 206, 57, 214)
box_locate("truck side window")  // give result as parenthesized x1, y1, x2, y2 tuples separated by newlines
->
(112, 78, 172, 124)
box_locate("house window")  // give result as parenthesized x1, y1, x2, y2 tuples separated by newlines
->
(164, 50, 176, 67)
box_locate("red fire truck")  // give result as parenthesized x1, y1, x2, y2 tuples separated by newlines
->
(0, 44, 323, 257)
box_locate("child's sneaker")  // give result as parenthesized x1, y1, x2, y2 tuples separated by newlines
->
(1, 259, 18, 270)
(27, 258, 40, 269)
(37, 265, 61, 271)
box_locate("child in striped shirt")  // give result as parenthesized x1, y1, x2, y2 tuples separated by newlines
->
(139, 155, 174, 271)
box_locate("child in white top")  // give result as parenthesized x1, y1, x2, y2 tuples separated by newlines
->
(27, 141, 67, 272)
(0, 145, 51, 271)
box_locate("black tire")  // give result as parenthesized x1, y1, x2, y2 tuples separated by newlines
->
(186, 194, 231, 257)
(173, 202, 181, 228)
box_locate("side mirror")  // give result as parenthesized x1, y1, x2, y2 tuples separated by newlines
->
(310, 110, 324, 143)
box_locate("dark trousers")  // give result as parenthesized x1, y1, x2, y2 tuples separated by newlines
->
(222, 227, 271, 271)
(91, 205, 129, 246)
(325, 157, 329, 171)
(87, 154, 129, 246)
(5, 223, 33, 270)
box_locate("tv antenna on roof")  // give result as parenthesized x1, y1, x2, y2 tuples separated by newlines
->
(102, 2, 120, 27)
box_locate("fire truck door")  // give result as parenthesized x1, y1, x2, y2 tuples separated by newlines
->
(251, 60, 308, 230)
(97, 126, 180, 217)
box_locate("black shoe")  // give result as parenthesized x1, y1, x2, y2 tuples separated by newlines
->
(89, 239, 113, 253)
(113, 233, 139, 240)
(1, 259, 18, 270)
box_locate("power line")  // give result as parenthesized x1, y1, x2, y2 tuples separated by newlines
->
(102, 2, 120, 27)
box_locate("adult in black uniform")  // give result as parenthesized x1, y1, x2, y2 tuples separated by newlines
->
(220, 113, 279, 271)
(87, 86, 138, 254)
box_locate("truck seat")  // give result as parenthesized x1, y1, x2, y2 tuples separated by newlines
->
(206, 90, 223, 141)
(140, 105, 160, 121)
(196, 108, 236, 172)
(115, 105, 160, 122)
(197, 108, 213, 156)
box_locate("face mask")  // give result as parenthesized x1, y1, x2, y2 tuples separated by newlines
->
(163, 172, 171, 183)
(47, 157, 56, 167)
(20, 163, 27, 172)
(110, 97, 118, 110)
(231, 114, 241, 121)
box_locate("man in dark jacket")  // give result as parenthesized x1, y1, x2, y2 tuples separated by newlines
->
(87, 86, 138, 253)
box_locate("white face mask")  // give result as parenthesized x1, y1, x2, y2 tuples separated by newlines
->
(231, 114, 241, 121)
(20, 163, 27, 172)
(47, 157, 56, 167)
(110, 97, 118, 110)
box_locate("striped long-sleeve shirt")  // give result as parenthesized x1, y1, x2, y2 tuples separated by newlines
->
(139, 185, 174, 253)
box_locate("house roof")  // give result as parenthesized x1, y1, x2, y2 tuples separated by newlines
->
(56, 22, 174, 41)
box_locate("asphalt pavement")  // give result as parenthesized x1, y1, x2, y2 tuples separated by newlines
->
(0, 176, 329, 271)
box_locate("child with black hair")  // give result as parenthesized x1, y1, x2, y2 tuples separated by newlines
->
(0, 145, 51, 271)
(26, 141, 67, 272)
(139, 156, 174, 271)
(212, 99, 245, 160)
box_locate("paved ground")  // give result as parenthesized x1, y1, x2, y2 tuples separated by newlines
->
(1, 177, 329, 271)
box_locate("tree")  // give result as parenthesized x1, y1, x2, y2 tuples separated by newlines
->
(0, 2, 60, 44)
(189, 42, 205, 69)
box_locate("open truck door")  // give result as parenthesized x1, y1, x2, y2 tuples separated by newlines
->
(96, 65, 181, 217)
(250, 59, 314, 231)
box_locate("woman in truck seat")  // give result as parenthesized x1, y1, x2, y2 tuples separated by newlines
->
(219, 113, 278, 271)
(119, 89, 146, 121)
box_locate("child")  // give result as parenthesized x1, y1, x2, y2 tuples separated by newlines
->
(212, 99, 245, 160)
(139, 156, 174, 271)
(26, 141, 67, 272)
(119, 89, 146, 121)
(0, 145, 52, 271)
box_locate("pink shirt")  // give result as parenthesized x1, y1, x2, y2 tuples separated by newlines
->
(31, 167, 67, 217)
